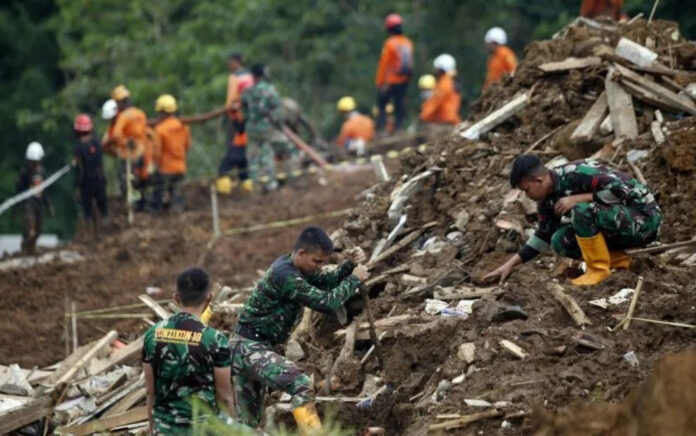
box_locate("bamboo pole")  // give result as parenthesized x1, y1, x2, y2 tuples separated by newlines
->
(71, 301, 78, 352)
(210, 184, 221, 238)
(624, 276, 645, 330)
(125, 159, 134, 226)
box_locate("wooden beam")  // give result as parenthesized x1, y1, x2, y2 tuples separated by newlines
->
(60, 407, 147, 436)
(548, 283, 592, 326)
(614, 63, 696, 115)
(539, 56, 601, 73)
(428, 409, 503, 431)
(367, 228, 426, 269)
(570, 92, 608, 143)
(138, 295, 172, 320)
(333, 315, 417, 338)
(55, 330, 117, 387)
(103, 387, 146, 417)
(650, 121, 665, 144)
(605, 69, 638, 139)
(460, 93, 529, 140)
(433, 286, 502, 301)
(620, 79, 686, 113)
(627, 239, 696, 255)
(0, 397, 53, 435)
(89, 335, 143, 376)
(499, 340, 528, 359)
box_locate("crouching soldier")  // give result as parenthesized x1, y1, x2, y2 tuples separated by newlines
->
(230, 227, 369, 434)
(483, 155, 661, 286)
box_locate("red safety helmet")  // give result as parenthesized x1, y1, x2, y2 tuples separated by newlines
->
(74, 114, 93, 133)
(384, 13, 403, 29)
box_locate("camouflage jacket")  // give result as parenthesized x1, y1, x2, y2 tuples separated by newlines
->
(522, 159, 659, 258)
(235, 255, 361, 346)
(241, 80, 281, 134)
(142, 311, 232, 434)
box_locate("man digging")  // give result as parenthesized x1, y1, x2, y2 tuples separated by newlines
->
(230, 227, 369, 434)
(484, 154, 661, 286)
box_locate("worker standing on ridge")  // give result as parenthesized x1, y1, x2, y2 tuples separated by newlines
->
(218, 52, 254, 195)
(420, 54, 462, 125)
(241, 64, 282, 192)
(230, 227, 369, 434)
(482, 155, 662, 286)
(375, 13, 413, 132)
(483, 27, 518, 90)
(580, 0, 623, 20)
(73, 114, 108, 238)
(336, 96, 375, 157)
(143, 267, 256, 435)
(110, 84, 152, 211)
(152, 94, 191, 212)
(100, 99, 119, 156)
(16, 142, 53, 255)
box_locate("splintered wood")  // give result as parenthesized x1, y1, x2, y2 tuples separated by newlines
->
(548, 283, 592, 326)
(571, 92, 608, 143)
(605, 68, 638, 139)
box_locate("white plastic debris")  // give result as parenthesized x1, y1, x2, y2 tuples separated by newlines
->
(590, 288, 635, 309)
(425, 299, 449, 315)
(440, 300, 476, 318)
(465, 399, 492, 407)
(626, 149, 649, 163)
(623, 351, 640, 368)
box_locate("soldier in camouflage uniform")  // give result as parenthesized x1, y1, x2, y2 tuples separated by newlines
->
(484, 155, 661, 286)
(242, 64, 288, 191)
(143, 267, 252, 435)
(230, 227, 369, 434)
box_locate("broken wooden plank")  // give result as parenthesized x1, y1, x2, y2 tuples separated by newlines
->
(460, 93, 529, 140)
(138, 295, 172, 320)
(606, 68, 638, 139)
(539, 56, 601, 73)
(628, 160, 648, 185)
(599, 114, 613, 135)
(61, 406, 147, 436)
(619, 79, 686, 113)
(428, 409, 503, 431)
(433, 286, 502, 301)
(103, 387, 146, 418)
(366, 224, 436, 269)
(548, 283, 592, 326)
(89, 335, 143, 376)
(363, 264, 410, 288)
(623, 276, 645, 330)
(333, 315, 417, 338)
(650, 121, 666, 144)
(627, 239, 696, 255)
(499, 340, 528, 359)
(0, 397, 53, 435)
(614, 63, 696, 115)
(55, 330, 117, 387)
(400, 274, 427, 287)
(615, 37, 658, 68)
(570, 92, 608, 142)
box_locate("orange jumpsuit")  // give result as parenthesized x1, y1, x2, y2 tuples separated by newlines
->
(484, 45, 518, 89)
(226, 69, 255, 147)
(112, 106, 152, 180)
(337, 113, 375, 148)
(375, 35, 414, 86)
(420, 74, 461, 125)
(580, 0, 623, 20)
(154, 117, 191, 175)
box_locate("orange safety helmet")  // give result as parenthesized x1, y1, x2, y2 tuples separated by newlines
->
(384, 13, 403, 29)
(74, 114, 93, 133)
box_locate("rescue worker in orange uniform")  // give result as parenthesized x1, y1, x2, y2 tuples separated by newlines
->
(152, 95, 191, 212)
(483, 27, 518, 90)
(580, 0, 623, 20)
(110, 85, 152, 210)
(420, 54, 462, 125)
(336, 97, 375, 157)
(218, 52, 255, 194)
(375, 13, 413, 132)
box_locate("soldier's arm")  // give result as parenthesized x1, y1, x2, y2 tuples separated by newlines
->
(284, 272, 361, 313)
(593, 176, 634, 205)
(211, 329, 234, 415)
(306, 260, 355, 289)
(518, 202, 559, 263)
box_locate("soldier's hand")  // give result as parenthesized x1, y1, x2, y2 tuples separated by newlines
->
(352, 264, 370, 282)
(554, 196, 578, 216)
(481, 262, 513, 285)
(346, 247, 367, 265)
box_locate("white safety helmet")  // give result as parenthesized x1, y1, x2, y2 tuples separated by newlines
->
(433, 54, 456, 73)
(102, 99, 118, 120)
(26, 141, 45, 161)
(485, 27, 507, 45)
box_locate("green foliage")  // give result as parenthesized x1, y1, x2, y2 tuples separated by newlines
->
(0, 0, 693, 237)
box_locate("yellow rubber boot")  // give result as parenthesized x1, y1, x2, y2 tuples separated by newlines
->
(571, 233, 611, 286)
(216, 176, 233, 195)
(292, 403, 322, 436)
(610, 251, 631, 270)
(241, 179, 254, 193)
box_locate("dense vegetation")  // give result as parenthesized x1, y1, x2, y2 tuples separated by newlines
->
(1, 0, 693, 237)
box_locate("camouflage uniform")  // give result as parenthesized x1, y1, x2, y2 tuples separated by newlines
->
(142, 311, 232, 435)
(519, 159, 662, 262)
(242, 80, 284, 188)
(231, 255, 361, 427)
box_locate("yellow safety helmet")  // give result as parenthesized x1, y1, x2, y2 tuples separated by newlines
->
(418, 74, 437, 90)
(155, 94, 178, 113)
(111, 84, 130, 102)
(337, 96, 356, 112)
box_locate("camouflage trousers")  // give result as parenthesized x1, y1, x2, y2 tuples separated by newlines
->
(551, 202, 661, 259)
(268, 131, 300, 183)
(247, 131, 277, 188)
(229, 334, 313, 428)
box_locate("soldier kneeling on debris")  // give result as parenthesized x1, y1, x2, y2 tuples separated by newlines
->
(483, 154, 661, 286)
(143, 267, 255, 435)
(230, 227, 369, 434)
